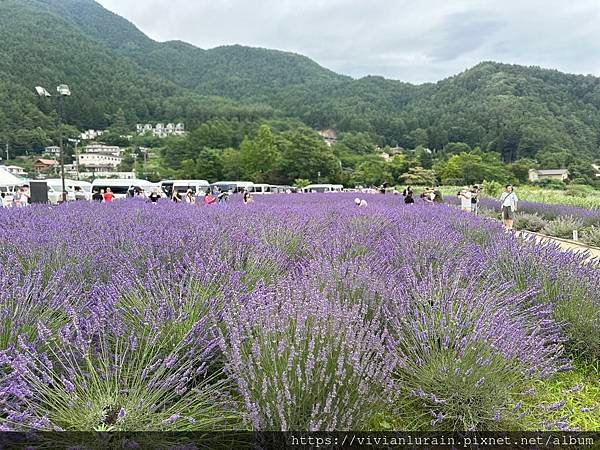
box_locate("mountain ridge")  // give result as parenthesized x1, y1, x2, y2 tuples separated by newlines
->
(0, 0, 599, 166)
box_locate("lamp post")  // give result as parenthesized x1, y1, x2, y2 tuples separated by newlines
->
(35, 84, 71, 202)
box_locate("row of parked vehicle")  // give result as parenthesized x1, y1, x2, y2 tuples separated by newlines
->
(1, 178, 348, 205)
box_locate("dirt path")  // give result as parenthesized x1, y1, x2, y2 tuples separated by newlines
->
(517, 230, 600, 263)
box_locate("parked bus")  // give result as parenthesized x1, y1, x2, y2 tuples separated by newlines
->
(66, 180, 92, 201)
(44, 179, 77, 204)
(301, 184, 344, 193)
(172, 180, 210, 196)
(211, 181, 255, 194)
(91, 179, 154, 199)
(252, 184, 275, 195)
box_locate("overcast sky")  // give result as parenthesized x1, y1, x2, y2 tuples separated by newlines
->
(96, 0, 600, 84)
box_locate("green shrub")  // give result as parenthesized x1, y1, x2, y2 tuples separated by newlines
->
(514, 212, 549, 232)
(482, 180, 503, 197)
(581, 226, 600, 247)
(565, 186, 587, 198)
(542, 216, 584, 239)
(533, 179, 566, 190)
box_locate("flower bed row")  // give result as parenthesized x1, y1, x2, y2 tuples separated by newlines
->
(0, 195, 598, 431)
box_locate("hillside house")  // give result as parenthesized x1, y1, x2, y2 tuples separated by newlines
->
(528, 169, 569, 182)
(5, 165, 26, 176)
(33, 159, 59, 173)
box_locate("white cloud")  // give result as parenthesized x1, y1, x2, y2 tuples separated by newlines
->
(96, 0, 600, 83)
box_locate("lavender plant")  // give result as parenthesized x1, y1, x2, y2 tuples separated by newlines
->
(219, 280, 395, 431)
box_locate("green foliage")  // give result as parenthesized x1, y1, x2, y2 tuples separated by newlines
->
(542, 216, 584, 239)
(581, 226, 600, 247)
(400, 167, 437, 186)
(519, 362, 600, 431)
(513, 213, 549, 232)
(293, 178, 311, 188)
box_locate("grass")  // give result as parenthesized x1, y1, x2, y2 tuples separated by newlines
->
(370, 362, 599, 431)
(520, 361, 600, 431)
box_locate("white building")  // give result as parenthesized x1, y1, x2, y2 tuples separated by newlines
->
(80, 130, 106, 140)
(80, 171, 136, 180)
(44, 146, 61, 156)
(77, 153, 123, 172)
(83, 144, 123, 157)
(136, 122, 186, 138)
(5, 165, 27, 176)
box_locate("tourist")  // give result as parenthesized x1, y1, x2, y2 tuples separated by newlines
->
(127, 186, 135, 198)
(185, 189, 196, 204)
(354, 197, 368, 208)
(243, 189, 253, 204)
(470, 185, 481, 214)
(421, 189, 434, 205)
(458, 188, 472, 212)
(148, 188, 160, 204)
(92, 189, 103, 202)
(402, 186, 413, 197)
(171, 189, 182, 203)
(204, 191, 217, 206)
(500, 185, 518, 229)
(404, 191, 415, 205)
(103, 187, 115, 203)
(433, 188, 443, 203)
(0, 192, 7, 208)
(217, 191, 229, 204)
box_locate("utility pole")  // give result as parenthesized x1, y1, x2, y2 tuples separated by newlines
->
(5, 142, 8, 162)
(58, 95, 66, 202)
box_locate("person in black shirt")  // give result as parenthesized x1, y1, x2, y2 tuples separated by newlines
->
(404, 191, 415, 204)
(92, 189, 103, 202)
(149, 189, 160, 204)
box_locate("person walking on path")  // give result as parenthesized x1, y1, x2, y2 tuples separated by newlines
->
(103, 188, 115, 203)
(499, 185, 518, 229)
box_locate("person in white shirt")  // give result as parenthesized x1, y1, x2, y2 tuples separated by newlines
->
(499, 185, 518, 229)
(354, 198, 368, 208)
(458, 189, 472, 212)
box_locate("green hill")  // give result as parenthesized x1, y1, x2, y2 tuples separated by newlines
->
(1, 0, 599, 166)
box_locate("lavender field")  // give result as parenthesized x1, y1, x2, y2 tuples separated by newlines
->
(0, 195, 599, 432)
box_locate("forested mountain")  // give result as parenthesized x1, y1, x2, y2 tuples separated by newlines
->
(1, 0, 600, 170)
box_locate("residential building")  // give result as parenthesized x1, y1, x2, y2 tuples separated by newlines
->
(44, 146, 61, 156)
(593, 164, 600, 178)
(136, 122, 185, 138)
(80, 171, 136, 180)
(5, 165, 26, 176)
(33, 159, 59, 173)
(77, 153, 123, 172)
(83, 144, 123, 157)
(528, 169, 570, 182)
(80, 129, 106, 140)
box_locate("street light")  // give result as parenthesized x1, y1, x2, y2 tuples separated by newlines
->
(35, 84, 71, 202)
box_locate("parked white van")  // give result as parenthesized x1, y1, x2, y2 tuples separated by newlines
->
(44, 179, 78, 204)
(252, 184, 275, 195)
(66, 180, 93, 201)
(172, 180, 210, 196)
(302, 184, 344, 193)
(212, 181, 255, 194)
(91, 179, 154, 199)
